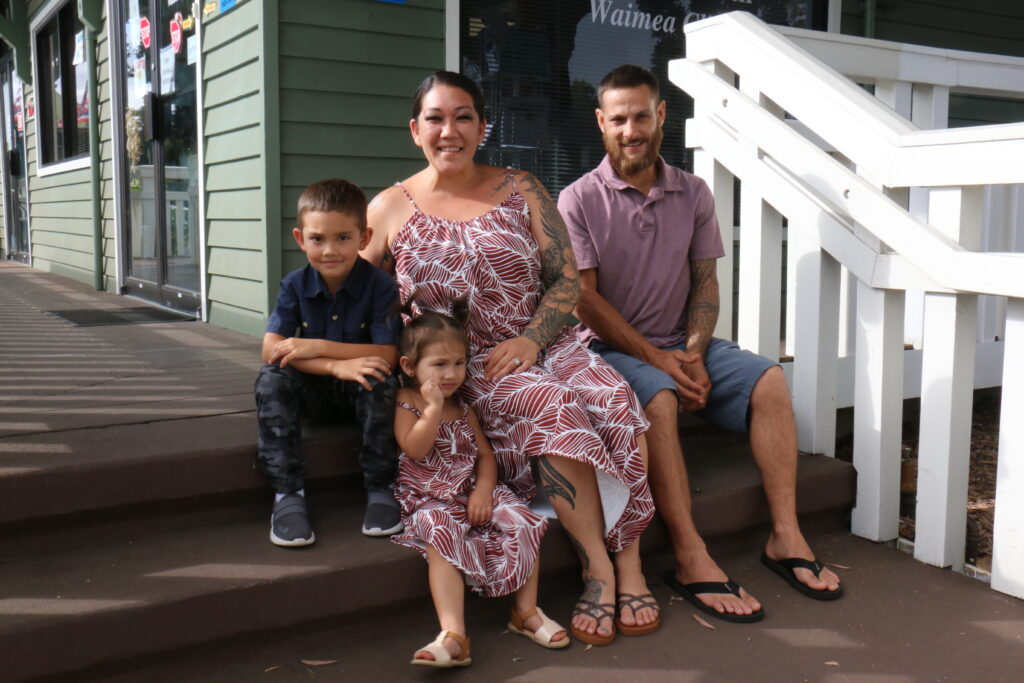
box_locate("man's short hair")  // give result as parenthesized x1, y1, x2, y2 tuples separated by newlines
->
(597, 65, 661, 106)
(297, 178, 368, 231)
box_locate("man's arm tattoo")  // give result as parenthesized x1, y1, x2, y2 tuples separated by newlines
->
(687, 258, 720, 356)
(518, 173, 581, 348)
(537, 456, 577, 510)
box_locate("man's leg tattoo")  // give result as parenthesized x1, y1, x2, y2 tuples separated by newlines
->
(537, 456, 577, 510)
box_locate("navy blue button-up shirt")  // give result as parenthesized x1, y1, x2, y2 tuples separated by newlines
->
(266, 257, 399, 345)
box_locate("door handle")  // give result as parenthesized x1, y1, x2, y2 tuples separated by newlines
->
(143, 92, 160, 142)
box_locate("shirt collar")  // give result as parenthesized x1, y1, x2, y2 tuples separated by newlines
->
(597, 155, 684, 194)
(300, 257, 369, 300)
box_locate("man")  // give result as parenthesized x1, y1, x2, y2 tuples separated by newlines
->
(558, 65, 842, 622)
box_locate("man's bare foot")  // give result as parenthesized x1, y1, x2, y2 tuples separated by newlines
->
(764, 531, 841, 593)
(672, 547, 762, 616)
(571, 574, 616, 638)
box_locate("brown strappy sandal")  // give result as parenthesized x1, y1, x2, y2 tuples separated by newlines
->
(616, 592, 661, 636)
(569, 599, 616, 646)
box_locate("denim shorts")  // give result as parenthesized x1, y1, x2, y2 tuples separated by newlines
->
(590, 338, 777, 433)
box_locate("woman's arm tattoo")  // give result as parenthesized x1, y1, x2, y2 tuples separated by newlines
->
(518, 173, 581, 348)
(687, 258, 720, 356)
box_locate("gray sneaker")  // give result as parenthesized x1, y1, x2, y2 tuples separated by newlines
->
(362, 499, 403, 537)
(270, 494, 315, 547)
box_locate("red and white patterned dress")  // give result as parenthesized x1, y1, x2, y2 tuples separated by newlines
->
(391, 176, 654, 551)
(391, 398, 547, 597)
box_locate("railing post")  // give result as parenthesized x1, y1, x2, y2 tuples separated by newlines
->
(737, 82, 783, 359)
(914, 186, 981, 570)
(694, 59, 737, 341)
(791, 226, 840, 456)
(992, 297, 1024, 598)
(851, 281, 906, 540)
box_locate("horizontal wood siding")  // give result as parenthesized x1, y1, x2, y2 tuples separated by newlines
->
(842, 0, 1024, 58)
(276, 0, 444, 276)
(202, 0, 268, 336)
(22, 1, 114, 288)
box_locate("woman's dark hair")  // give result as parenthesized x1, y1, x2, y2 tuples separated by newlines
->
(411, 71, 486, 121)
(398, 293, 471, 372)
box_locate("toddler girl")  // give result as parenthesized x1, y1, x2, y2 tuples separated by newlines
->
(392, 299, 569, 667)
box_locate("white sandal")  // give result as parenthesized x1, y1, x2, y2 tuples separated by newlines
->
(410, 629, 472, 667)
(508, 606, 571, 649)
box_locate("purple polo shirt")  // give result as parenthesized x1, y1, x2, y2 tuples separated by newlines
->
(559, 155, 725, 349)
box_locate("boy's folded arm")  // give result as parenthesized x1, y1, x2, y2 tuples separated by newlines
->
(316, 340, 398, 367)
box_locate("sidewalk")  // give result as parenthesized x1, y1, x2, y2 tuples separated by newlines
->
(3, 261, 1022, 682)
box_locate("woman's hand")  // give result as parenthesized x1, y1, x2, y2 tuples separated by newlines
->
(483, 336, 541, 381)
(467, 485, 494, 526)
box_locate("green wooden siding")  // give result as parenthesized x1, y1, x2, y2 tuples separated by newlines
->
(20, 0, 113, 289)
(275, 0, 444, 281)
(202, 0, 268, 336)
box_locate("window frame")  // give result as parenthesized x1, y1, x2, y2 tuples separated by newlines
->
(30, 0, 91, 176)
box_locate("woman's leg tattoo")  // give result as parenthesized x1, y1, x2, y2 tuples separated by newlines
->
(537, 456, 577, 510)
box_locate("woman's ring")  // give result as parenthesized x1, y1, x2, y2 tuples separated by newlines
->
(511, 358, 522, 367)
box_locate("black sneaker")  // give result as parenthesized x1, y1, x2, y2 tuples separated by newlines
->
(270, 494, 315, 547)
(362, 500, 403, 537)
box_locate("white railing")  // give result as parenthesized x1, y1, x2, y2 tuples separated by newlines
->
(672, 11, 1024, 599)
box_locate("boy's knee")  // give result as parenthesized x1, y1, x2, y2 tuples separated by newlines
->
(255, 363, 302, 396)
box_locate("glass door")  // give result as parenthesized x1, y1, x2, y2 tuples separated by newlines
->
(118, 0, 199, 312)
(0, 52, 30, 264)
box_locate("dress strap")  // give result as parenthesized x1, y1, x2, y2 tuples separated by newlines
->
(506, 167, 518, 194)
(397, 400, 422, 417)
(394, 181, 421, 213)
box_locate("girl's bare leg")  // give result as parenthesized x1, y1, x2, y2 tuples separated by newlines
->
(537, 454, 616, 638)
(512, 558, 567, 642)
(415, 544, 467, 661)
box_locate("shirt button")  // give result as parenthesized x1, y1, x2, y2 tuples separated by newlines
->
(332, 315, 338, 320)
(302, 322, 308, 328)
(361, 323, 366, 328)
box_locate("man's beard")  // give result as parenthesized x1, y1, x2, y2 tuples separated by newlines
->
(605, 123, 664, 177)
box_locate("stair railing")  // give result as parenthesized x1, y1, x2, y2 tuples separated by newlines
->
(671, 11, 1024, 600)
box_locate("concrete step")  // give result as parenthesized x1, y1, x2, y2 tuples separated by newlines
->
(0, 441, 854, 682)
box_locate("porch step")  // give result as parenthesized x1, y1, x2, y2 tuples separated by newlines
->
(0, 430, 854, 682)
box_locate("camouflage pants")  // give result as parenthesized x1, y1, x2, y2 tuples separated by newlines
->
(254, 363, 398, 494)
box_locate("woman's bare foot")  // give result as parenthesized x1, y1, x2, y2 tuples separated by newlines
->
(571, 574, 616, 638)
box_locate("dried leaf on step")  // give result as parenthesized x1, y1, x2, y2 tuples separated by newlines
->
(584, 644, 593, 652)
(693, 614, 716, 630)
(824, 562, 851, 570)
(825, 661, 840, 667)
(512, 657, 522, 662)
(300, 660, 338, 666)
(264, 666, 280, 673)
(500, 628, 510, 635)
(669, 595, 684, 602)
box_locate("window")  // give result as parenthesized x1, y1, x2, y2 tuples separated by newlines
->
(459, 0, 825, 197)
(35, 2, 89, 165)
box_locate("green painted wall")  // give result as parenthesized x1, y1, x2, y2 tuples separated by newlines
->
(275, 0, 444, 278)
(22, 0, 114, 288)
(202, 0, 268, 336)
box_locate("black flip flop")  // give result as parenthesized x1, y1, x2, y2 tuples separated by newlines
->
(760, 553, 844, 601)
(663, 571, 765, 623)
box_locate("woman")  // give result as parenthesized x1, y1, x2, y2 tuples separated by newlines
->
(365, 71, 658, 645)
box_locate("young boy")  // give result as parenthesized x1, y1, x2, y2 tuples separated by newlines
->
(255, 178, 401, 547)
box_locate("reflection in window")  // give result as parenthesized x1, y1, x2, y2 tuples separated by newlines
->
(35, 2, 90, 165)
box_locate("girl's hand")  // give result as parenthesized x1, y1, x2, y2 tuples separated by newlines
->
(466, 486, 494, 526)
(484, 336, 541, 381)
(420, 378, 445, 410)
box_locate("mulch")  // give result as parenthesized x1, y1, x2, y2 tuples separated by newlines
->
(834, 389, 1000, 572)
